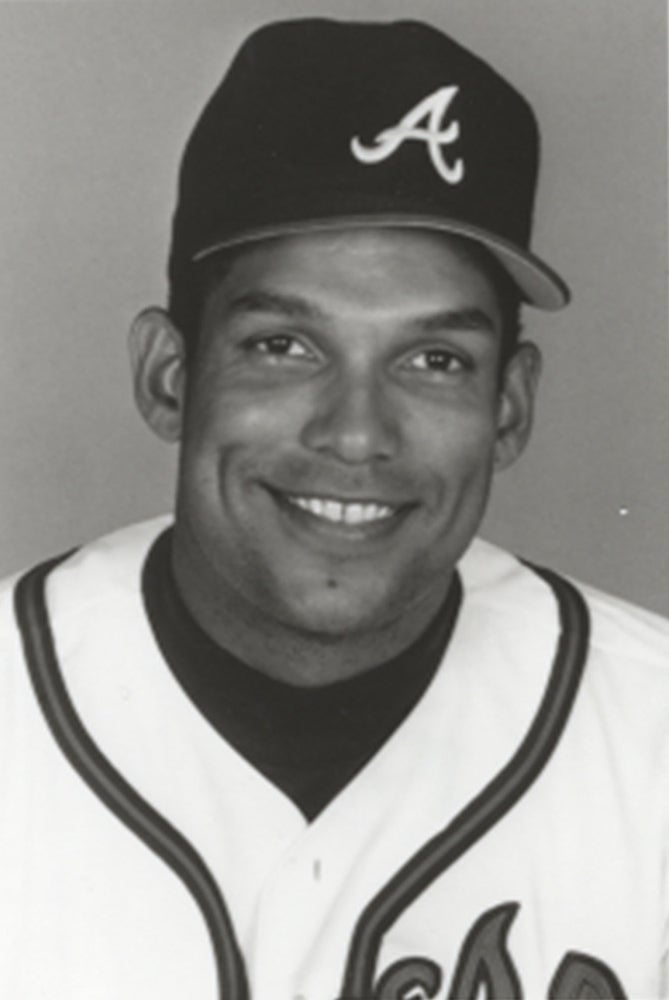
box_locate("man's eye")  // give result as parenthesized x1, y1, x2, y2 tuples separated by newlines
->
(249, 334, 310, 358)
(406, 349, 468, 374)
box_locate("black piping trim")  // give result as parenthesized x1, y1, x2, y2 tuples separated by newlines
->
(13, 552, 249, 1000)
(339, 562, 590, 999)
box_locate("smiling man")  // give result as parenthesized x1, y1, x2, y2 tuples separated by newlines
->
(3, 17, 669, 1000)
(134, 227, 537, 686)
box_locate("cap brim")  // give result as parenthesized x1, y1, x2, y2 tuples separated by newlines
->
(192, 214, 570, 312)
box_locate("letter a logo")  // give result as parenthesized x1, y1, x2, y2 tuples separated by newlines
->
(351, 86, 465, 185)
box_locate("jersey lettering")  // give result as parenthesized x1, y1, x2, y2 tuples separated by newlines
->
(548, 952, 628, 999)
(373, 957, 442, 999)
(371, 903, 627, 1000)
(448, 902, 522, 999)
(350, 86, 465, 185)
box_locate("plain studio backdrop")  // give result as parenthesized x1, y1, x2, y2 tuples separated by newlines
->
(0, 0, 667, 615)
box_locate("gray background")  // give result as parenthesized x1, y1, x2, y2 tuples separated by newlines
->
(1, 0, 667, 615)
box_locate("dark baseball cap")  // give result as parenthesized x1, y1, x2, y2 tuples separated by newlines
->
(168, 18, 570, 311)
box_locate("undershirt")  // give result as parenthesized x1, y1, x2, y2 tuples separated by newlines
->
(142, 529, 462, 820)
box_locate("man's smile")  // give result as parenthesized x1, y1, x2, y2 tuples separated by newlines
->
(262, 485, 416, 541)
(286, 494, 396, 525)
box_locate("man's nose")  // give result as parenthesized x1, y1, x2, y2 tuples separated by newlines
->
(300, 372, 400, 465)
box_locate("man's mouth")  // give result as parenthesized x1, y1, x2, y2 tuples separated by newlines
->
(284, 495, 396, 526)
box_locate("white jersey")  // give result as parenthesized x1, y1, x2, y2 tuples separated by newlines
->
(1, 517, 669, 1000)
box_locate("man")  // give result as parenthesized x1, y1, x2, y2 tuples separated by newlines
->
(1, 17, 668, 1000)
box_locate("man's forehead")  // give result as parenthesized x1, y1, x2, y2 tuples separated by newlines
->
(202, 228, 503, 331)
(207, 226, 500, 280)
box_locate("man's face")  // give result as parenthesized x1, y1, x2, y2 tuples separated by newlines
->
(165, 229, 536, 638)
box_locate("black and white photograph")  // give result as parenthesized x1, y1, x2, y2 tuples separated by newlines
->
(0, 2, 667, 997)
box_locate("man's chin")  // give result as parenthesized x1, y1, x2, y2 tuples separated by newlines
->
(274, 579, 416, 643)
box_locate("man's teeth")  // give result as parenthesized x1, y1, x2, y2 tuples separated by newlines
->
(288, 496, 395, 524)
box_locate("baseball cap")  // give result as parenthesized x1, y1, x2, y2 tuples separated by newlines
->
(168, 18, 570, 311)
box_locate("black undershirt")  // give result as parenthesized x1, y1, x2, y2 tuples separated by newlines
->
(142, 529, 462, 820)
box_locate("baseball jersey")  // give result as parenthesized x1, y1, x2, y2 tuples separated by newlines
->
(1, 516, 669, 1000)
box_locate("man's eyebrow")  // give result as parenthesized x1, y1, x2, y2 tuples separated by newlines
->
(223, 292, 496, 333)
(417, 307, 497, 334)
(225, 290, 327, 322)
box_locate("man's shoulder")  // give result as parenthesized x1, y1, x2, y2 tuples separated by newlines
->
(462, 537, 669, 672)
(0, 516, 171, 635)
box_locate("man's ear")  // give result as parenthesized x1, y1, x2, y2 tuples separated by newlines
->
(128, 308, 186, 443)
(494, 341, 542, 471)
